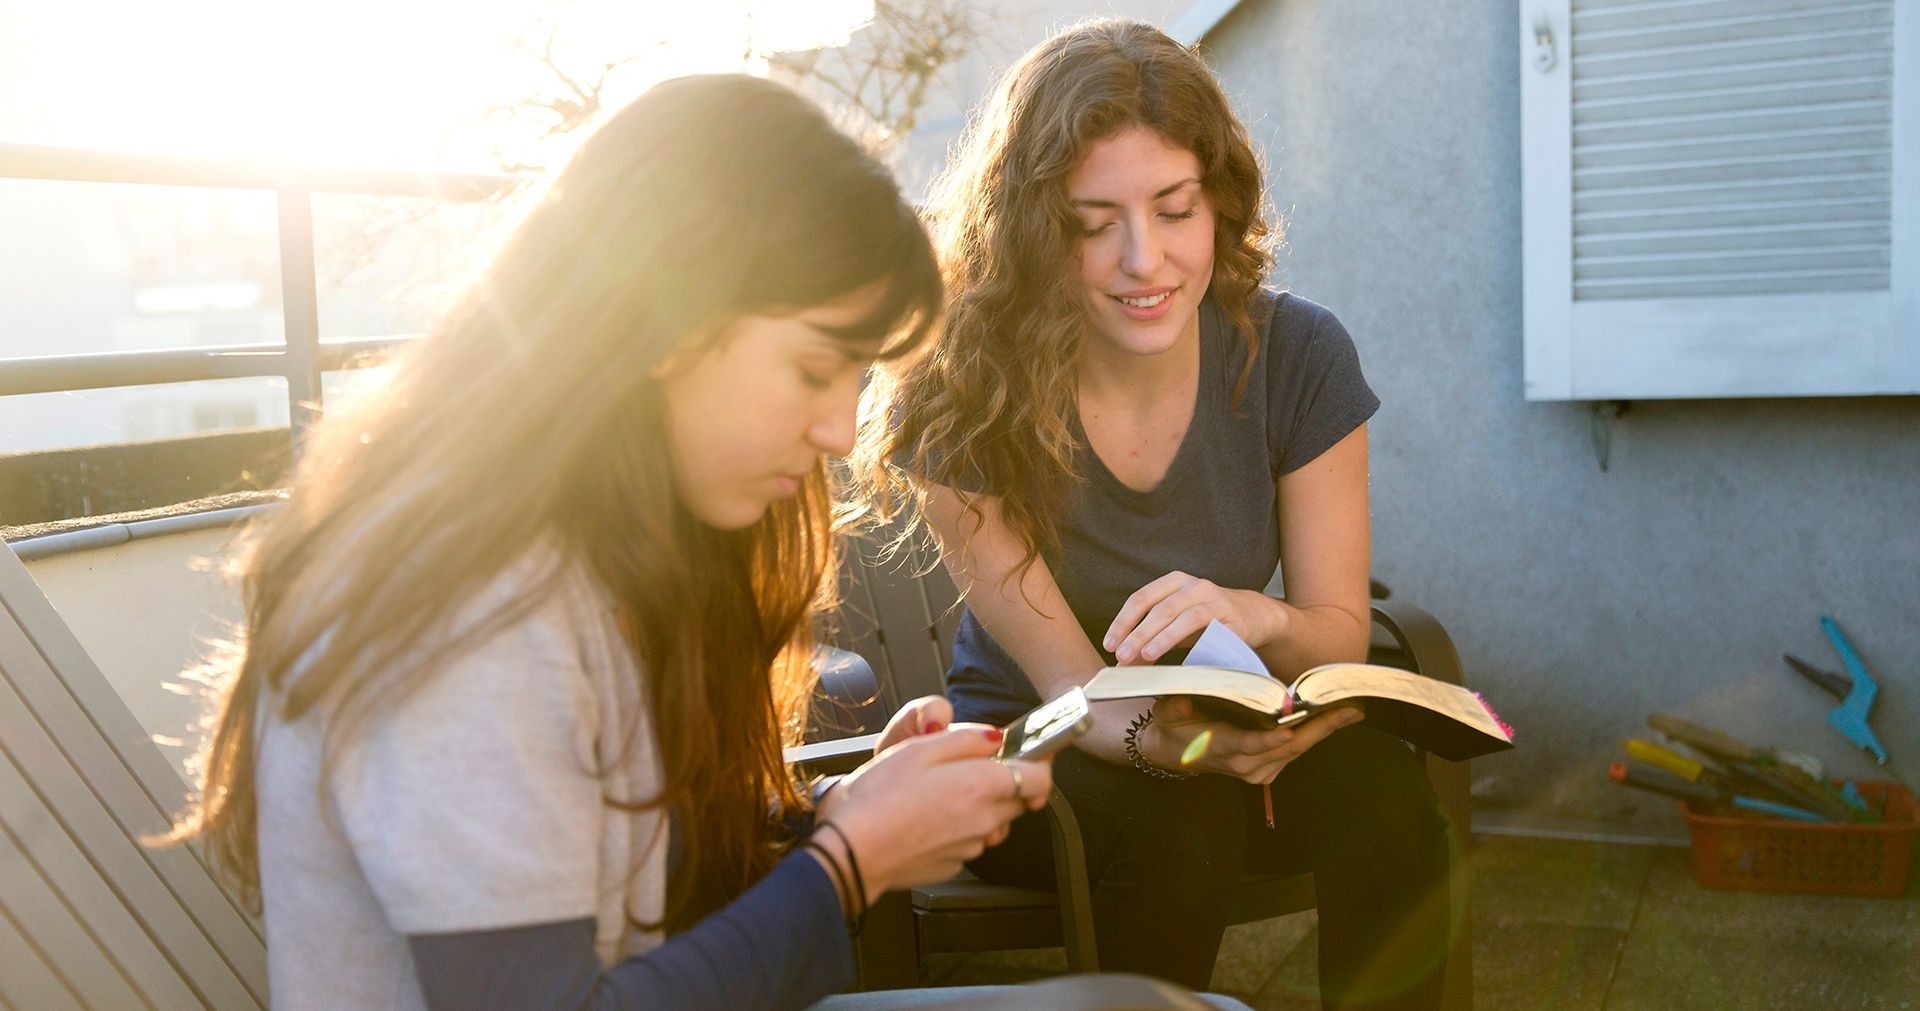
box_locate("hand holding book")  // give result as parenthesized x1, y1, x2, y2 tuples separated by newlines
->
(1086, 621, 1514, 764)
(1146, 694, 1366, 785)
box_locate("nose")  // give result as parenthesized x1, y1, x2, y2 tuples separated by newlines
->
(807, 376, 860, 458)
(1121, 215, 1164, 279)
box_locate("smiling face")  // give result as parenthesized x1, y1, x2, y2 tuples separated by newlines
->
(1067, 124, 1218, 360)
(660, 283, 886, 530)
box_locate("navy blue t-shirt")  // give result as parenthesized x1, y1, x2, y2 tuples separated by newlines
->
(945, 291, 1380, 726)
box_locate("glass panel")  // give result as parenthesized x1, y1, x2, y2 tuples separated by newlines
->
(0, 178, 283, 360)
(313, 193, 514, 340)
(0, 377, 288, 456)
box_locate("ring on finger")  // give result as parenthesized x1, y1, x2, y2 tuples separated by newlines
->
(1007, 762, 1025, 802)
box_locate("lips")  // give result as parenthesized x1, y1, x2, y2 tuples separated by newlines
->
(1110, 285, 1178, 321)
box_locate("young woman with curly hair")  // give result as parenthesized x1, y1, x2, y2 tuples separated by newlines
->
(855, 20, 1450, 1009)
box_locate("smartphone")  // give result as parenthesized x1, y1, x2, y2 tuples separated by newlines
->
(997, 686, 1093, 762)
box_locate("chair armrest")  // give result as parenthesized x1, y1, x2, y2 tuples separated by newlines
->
(1043, 785, 1101, 971)
(1371, 600, 1475, 1010)
(1369, 600, 1464, 687)
(785, 734, 880, 777)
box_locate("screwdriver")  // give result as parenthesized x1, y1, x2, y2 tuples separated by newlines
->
(1608, 761, 1829, 822)
(1646, 714, 1859, 822)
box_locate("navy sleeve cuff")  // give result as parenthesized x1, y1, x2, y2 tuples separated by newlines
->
(409, 851, 854, 1011)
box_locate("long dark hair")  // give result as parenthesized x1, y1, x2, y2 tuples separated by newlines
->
(170, 74, 941, 930)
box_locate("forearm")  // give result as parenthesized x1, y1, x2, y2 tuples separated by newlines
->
(1250, 595, 1371, 679)
(958, 576, 1144, 765)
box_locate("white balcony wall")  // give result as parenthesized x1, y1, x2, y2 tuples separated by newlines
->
(24, 526, 239, 785)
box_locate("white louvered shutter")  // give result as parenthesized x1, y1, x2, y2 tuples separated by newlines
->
(1521, 0, 1920, 399)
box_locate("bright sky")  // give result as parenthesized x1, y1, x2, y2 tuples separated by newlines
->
(0, 0, 875, 169)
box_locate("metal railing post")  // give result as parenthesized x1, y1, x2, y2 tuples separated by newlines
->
(276, 188, 322, 452)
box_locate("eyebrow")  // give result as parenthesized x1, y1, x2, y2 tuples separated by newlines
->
(1069, 178, 1200, 209)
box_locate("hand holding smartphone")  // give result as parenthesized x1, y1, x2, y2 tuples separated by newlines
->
(996, 686, 1093, 762)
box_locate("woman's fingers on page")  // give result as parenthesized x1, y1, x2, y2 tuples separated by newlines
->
(1117, 578, 1225, 663)
(1104, 571, 1196, 653)
(1136, 604, 1213, 663)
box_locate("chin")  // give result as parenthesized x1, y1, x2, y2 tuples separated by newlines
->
(689, 496, 773, 531)
(1099, 314, 1198, 358)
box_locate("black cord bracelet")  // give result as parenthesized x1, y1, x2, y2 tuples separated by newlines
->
(812, 820, 868, 934)
(1125, 711, 1198, 780)
(799, 839, 861, 936)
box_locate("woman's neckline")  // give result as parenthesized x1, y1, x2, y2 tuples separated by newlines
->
(1072, 298, 1219, 501)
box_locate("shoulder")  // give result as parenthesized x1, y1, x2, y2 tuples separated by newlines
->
(1253, 290, 1364, 380)
(282, 546, 629, 747)
(1257, 290, 1349, 352)
(1247, 291, 1378, 473)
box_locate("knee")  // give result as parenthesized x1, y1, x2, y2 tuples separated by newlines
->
(1337, 775, 1448, 853)
(1314, 729, 1449, 853)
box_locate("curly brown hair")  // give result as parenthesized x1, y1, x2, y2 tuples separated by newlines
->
(853, 18, 1275, 576)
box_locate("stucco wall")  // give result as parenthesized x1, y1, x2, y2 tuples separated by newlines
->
(1201, 1, 1919, 829)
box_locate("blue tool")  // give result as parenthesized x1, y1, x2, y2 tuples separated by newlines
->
(1816, 616, 1888, 765)
(1608, 761, 1832, 823)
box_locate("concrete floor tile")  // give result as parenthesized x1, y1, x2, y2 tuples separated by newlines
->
(1608, 929, 1920, 1010)
(1210, 911, 1316, 998)
(1471, 835, 1659, 930)
(904, 835, 1919, 1009)
(1472, 921, 1626, 1011)
(1246, 924, 1318, 1011)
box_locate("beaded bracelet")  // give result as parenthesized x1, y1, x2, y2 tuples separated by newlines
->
(1124, 711, 1198, 780)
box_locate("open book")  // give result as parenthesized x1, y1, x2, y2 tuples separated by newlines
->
(1082, 621, 1514, 762)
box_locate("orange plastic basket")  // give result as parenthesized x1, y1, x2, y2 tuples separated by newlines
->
(1680, 781, 1917, 896)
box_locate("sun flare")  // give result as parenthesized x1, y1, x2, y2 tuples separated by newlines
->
(4, 0, 876, 168)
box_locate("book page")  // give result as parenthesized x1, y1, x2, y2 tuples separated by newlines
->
(1187, 619, 1271, 677)
(1296, 664, 1509, 739)
(1082, 665, 1293, 716)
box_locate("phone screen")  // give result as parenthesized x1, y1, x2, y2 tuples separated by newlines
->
(998, 686, 1092, 761)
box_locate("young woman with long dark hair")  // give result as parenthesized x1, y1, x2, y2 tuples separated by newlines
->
(169, 73, 1054, 1010)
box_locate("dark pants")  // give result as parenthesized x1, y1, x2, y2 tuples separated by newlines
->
(967, 726, 1450, 1010)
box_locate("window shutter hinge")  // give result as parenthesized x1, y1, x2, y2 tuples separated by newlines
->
(1531, 16, 1557, 74)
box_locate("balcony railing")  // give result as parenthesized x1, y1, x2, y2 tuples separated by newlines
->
(0, 142, 523, 447)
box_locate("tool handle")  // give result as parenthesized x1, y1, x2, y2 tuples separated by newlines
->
(1819, 616, 1876, 689)
(1624, 738, 1704, 781)
(1647, 713, 1760, 764)
(1609, 761, 1722, 805)
(1729, 796, 1830, 823)
(1728, 761, 1858, 821)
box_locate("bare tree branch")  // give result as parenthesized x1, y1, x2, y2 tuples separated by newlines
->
(765, 0, 984, 153)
